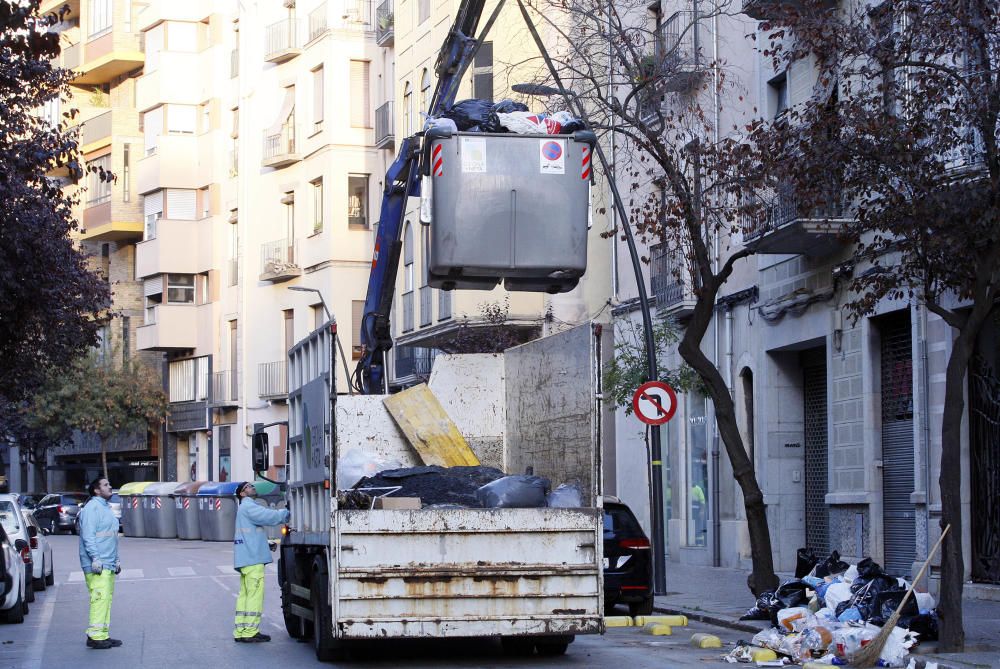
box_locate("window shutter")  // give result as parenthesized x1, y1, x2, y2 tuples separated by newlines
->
(350, 61, 370, 127)
(144, 24, 163, 71)
(143, 106, 163, 154)
(143, 190, 163, 217)
(168, 105, 197, 133)
(313, 67, 324, 124)
(144, 275, 163, 297)
(168, 22, 198, 52)
(166, 189, 197, 220)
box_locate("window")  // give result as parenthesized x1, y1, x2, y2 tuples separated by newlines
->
(283, 309, 294, 353)
(313, 305, 325, 330)
(472, 41, 493, 101)
(143, 190, 163, 239)
(402, 81, 412, 135)
(143, 106, 163, 155)
(312, 66, 324, 132)
(284, 191, 295, 242)
(768, 71, 788, 118)
(419, 0, 430, 23)
(122, 143, 131, 202)
(352, 300, 364, 358)
(350, 61, 370, 128)
(311, 178, 323, 233)
(200, 102, 211, 134)
(166, 104, 197, 134)
(168, 356, 209, 402)
(89, 0, 112, 38)
(166, 21, 198, 52)
(166, 188, 197, 220)
(144, 24, 163, 71)
(348, 174, 368, 228)
(167, 274, 195, 303)
(199, 186, 210, 218)
(686, 394, 710, 547)
(419, 69, 431, 121)
(86, 154, 112, 206)
(403, 223, 414, 293)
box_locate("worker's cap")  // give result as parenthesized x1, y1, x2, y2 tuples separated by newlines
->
(235, 481, 255, 497)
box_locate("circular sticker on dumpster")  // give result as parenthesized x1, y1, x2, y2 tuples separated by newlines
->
(542, 141, 562, 160)
(539, 139, 566, 175)
(632, 381, 678, 426)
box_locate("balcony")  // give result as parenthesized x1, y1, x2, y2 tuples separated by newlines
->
(262, 124, 300, 169)
(376, 0, 394, 46)
(81, 200, 143, 242)
(61, 42, 81, 70)
(70, 18, 144, 86)
(374, 100, 394, 149)
(308, 4, 328, 41)
(741, 0, 836, 21)
(259, 239, 301, 283)
(264, 19, 301, 64)
(136, 134, 212, 194)
(133, 0, 209, 33)
(258, 361, 287, 400)
(651, 244, 697, 317)
(211, 370, 239, 407)
(136, 51, 206, 110)
(741, 182, 850, 256)
(655, 11, 706, 93)
(136, 304, 198, 351)
(136, 219, 214, 279)
(40, 0, 81, 20)
(80, 110, 112, 150)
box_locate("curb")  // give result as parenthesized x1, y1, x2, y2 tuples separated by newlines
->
(652, 604, 762, 635)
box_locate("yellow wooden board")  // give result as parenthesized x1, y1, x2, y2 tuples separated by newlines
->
(383, 383, 480, 467)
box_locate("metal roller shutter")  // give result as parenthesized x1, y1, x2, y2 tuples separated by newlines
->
(881, 316, 916, 577)
(802, 349, 829, 556)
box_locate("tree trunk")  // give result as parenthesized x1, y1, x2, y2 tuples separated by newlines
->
(679, 297, 778, 595)
(101, 443, 108, 481)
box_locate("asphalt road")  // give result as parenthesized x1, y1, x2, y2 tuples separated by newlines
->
(0, 534, 754, 668)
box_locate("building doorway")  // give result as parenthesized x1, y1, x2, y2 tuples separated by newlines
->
(801, 348, 829, 556)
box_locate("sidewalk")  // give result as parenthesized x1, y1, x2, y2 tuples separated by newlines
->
(652, 563, 1000, 668)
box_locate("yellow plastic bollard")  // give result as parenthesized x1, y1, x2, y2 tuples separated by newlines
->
(641, 623, 673, 636)
(748, 646, 777, 662)
(689, 633, 722, 648)
(634, 614, 688, 627)
(604, 616, 634, 628)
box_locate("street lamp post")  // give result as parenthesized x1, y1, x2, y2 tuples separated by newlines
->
(287, 286, 354, 396)
(511, 82, 668, 596)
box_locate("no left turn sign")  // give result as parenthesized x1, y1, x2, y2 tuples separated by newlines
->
(631, 381, 678, 426)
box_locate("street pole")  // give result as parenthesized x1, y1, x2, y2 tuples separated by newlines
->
(512, 1, 667, 595)
(287, 286, 354, 396)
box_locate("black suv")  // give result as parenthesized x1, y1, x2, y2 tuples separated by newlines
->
(603, 496, 653, 616)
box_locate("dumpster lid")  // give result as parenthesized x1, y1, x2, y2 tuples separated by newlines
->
(196, 482, 243, 496)
(119, 482, 156, 495)
(252, 480, 279, 496)
(144, 482, 180, 496)
(173, 481, 209, 496)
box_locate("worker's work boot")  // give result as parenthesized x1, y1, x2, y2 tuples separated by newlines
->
(235, 633, 271, 643)
(86, 638, 114, 649)
(107, 639, 123, 647)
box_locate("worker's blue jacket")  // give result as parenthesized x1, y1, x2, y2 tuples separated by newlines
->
(78, 496, 119, 573)
(233, 497, 289, 570)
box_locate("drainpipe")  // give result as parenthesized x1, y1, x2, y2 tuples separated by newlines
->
(609, 4, 619, 300)
(709, 7, 723, 569)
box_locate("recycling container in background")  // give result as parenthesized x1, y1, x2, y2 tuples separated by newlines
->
(118, 482, 154, 537)
(253, 480, 287, 540)
(141, 482, 179, 538)
(174, 481, 208, 539)
(196, 482, 242, 542)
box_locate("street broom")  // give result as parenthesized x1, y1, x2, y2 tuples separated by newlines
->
(851, 524, 951, 668)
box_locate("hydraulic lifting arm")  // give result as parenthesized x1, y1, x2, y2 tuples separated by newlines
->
(353, 0, 498, 394)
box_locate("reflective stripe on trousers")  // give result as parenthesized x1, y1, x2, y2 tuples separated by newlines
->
(233, 563, 265, 639)
(85, 571, 115, 640)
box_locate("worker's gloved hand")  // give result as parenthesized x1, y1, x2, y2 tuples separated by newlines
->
(268, 540, 278, 553)
(114, 563, 122, 575)
(91, 559, 103, 574)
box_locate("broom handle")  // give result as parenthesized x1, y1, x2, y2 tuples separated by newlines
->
(896, 524, 951, 614)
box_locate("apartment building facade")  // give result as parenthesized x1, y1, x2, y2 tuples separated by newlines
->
(610, 0, 996, 590)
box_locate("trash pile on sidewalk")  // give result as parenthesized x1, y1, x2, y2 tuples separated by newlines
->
(335, 450, 584, 510)
(722, 549, 938, 667)
(425, 97, 586, 135)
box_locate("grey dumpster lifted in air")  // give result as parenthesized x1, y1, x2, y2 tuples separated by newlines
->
(423, 129, 596, 294)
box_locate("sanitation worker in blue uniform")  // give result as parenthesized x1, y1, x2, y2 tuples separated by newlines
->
(233, 481, 289, 642)
(78, 477, 122, 649)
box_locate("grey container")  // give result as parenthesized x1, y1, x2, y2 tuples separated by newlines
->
(140, 482, 179, 538)
(173, 481, 208, 540)
(119, 482, 154, 538)
(196, 482, 241, 542)
(425, 129, 596, 294)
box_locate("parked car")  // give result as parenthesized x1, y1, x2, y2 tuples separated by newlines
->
(603, 496, 654, 616)
(109, 491, 122, 531)
(32, 492, 88, 535)
(21, 511, 54, 592)
(14, 493, 45, 510)
(0, 495, 37, 603)
(0, 522, 28, 624)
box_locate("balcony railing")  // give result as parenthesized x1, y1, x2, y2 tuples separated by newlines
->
(395, 346, 434, 379)
(419, 285, 432, 326)
(740, 181, 850, 256)
(262, 123, 299, 168)
(62, 42, 81, 69)
(308, 3, 327, 41)
(81, 111, 112, 146)
(259, 238, 301, 282)
(438, 289, 452, 321)
(212, 370, 239, 405)
(336, 0, 375, 31)
(402, 291, 414, 332)
(650, 243, 696, 316)
(656, 10, 705, 93)
(264, 19, 301, 63)
(374, 100, 394, 149)
(258, 361, 287, 399)
(376, 0, 394, 45)
(741, 0, 835, 21)
(742, 182, 847, 242)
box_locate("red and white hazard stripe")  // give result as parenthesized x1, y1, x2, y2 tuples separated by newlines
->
(154, 497, 161, 509)
(214, 498, 222, 511)
(183, 497, 190, 510)
(581, 146, 591, 180)
(432, 144, 444, 177)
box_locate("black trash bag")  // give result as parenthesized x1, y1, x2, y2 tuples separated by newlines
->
(481, 99, 529, 133)
(355, 465, 507, 507)
(814, 550, 850, 578)
(475, 475, 550, 508)
(856, 557, 886, 580)
(740, 590, 779, 621)
(869, 588, 919, 626)
(442, 99, 495, 131)
(906, 612, 939, 641)
(776, 580, 812, 608)
(560, 118, 587, 133)
(796, 547, 820, 578)
(847, 563, 902, 621)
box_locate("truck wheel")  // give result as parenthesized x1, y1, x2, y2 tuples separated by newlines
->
(628, 595, 654, 617)
(500, 637, 535, 656)
(311, 563, 340, 662)
(535, 635, 573, 656)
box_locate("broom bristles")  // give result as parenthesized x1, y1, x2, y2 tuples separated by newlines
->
(850, 524, 951, 668)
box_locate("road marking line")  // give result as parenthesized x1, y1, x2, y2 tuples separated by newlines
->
(67, 571, 84, 583)
(168, 566, 196, 577)
(119, 568, 144, 579)
(23, 583, 58, 669)
(217, 565, 233, 574)
(212, 575, 233, 594)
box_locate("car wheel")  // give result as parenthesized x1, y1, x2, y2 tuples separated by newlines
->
(3, 590, 25, 624)
(628, 595, 654, 617)
(25, 577, 34, 604)
(45, 561, 54, 586)
(34, 559, 46, 592)
(47, 520, 56, 536)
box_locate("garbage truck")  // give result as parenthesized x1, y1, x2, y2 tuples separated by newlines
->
(255, 321, 608, 660)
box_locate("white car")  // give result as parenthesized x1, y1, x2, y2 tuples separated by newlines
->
(0, 523, 28, 624)
(21, 511, 54, 591)
(0, 495, 40, 603)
